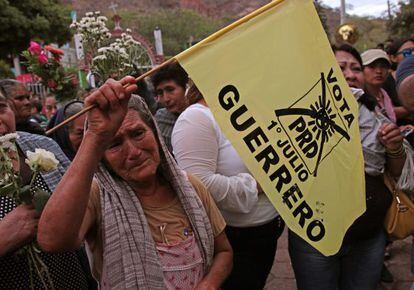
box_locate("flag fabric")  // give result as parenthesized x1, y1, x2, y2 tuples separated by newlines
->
(175, 0, 365, 255)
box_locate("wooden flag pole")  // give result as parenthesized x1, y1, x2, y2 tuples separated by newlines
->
(45, 57, 176, 136)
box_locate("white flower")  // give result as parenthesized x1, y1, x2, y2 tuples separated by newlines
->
(126, 28, 132, 33)
(97, 16, 108, 22)
(93, 55, 107, 61)
(85, 12, 94, 17)
(25, 149, 59, 172)
(97, 47, 109, 53)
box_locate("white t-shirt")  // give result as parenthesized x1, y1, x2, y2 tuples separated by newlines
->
(172, 103, 277, 227)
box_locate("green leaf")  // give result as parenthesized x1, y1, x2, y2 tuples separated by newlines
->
(0, 183, 17, 196)
(32, 188, 50, 213)
(19, 185, 32, 204)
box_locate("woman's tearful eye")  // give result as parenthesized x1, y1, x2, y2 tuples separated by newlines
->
(131, 129, 145, 140)
(108, 139, 122, 150)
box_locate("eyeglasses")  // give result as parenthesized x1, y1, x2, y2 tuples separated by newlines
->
(397, 48, 414, 58)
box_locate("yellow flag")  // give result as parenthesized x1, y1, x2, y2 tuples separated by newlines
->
(175, 0, 365, 255)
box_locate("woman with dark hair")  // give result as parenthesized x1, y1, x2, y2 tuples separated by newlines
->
(387, 38, 414, 68)
(47, 101, 85, 160)
(288, 43, 408, 290)
(383, 38, 414, 124)
(361, 49, 396, 123)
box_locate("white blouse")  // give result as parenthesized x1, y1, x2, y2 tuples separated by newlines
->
(172, 103, 277, 227)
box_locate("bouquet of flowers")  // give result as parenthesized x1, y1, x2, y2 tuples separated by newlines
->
(69, 11, 112, 60)
(70, 12, 153, 86)
(91, 30, 152, 84)
(22, 41, 79, 102)
(0, 133, 59, 290)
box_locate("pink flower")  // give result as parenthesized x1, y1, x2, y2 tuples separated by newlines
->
(47, 79, 57, 89)
(38, 52, 48, 64)
(28, 41, 42, 55)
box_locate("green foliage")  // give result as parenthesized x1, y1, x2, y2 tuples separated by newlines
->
(0, 60, 14, 79)
(118, 9, 225, 57)
(390, 0, 414, 38)
(350, 17, 388, 51)
(32, 188, 50, 213)
(0, 0, 72, 58)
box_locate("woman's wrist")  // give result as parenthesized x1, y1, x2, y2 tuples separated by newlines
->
(83, 131, 110, 151)
(386, 143, 406, 159)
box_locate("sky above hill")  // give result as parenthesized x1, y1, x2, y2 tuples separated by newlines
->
(323, 0, 399, 17)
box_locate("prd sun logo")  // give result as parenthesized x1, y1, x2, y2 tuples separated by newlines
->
(275, 72, 351, 176)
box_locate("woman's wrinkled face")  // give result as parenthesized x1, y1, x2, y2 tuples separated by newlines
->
(104, 110, 161, 185)
(0, 99, 16, 135)
(363, 59, 390, 87)
(8, 85, 31, 123)
(68, 114, 85, 153)
(335, 50, 365, 89)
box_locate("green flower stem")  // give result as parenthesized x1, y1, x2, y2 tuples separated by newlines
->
(27, 244, 55, 290)
(29, 171, 39, 189)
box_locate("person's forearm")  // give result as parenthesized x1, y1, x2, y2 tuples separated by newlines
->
(38, 133, 106, 251)
(200, 251, 233, 289)
(386, 144, 406, 177)
(386, 155, 406, 177)
(394, 106, 412, 119)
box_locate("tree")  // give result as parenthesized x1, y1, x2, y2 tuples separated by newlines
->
(350, 16, 388, 51)
(0, 0, 72, 59)
(119, 9, 224, 57)
(0, 60, 14, 79)
(390, 0, 414, 38)
(314, 0, 330, 39)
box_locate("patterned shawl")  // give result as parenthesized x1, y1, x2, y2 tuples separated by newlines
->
(94, 96, 214, 289)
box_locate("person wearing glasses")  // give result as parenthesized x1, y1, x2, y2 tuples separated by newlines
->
(383, 38, 414, 125)
(388, 38, 414, 66)
(0, 79, 44, 135)
(151, 63, 190, 153)
(397, 55, 414, 112)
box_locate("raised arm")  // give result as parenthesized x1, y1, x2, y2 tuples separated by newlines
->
(38, 77, 137, 251)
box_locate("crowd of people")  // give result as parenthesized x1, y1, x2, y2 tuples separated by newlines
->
(1, 37, 414, 290)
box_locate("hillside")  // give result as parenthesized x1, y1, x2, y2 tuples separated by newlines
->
(63, 0, 388, 51)
(61, 0, 270, 19)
